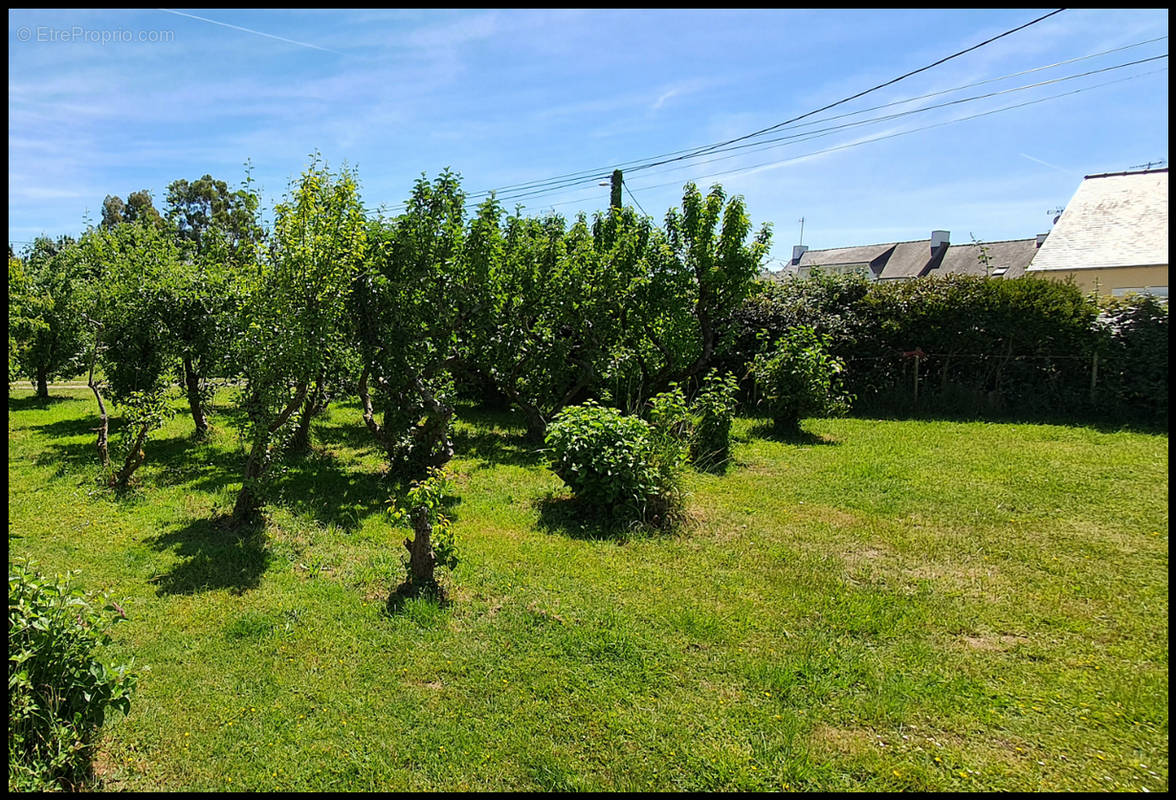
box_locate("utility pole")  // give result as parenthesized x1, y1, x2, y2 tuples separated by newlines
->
(610, 169, 623, 210)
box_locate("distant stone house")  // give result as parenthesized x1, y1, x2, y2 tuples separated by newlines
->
(1025, 168, 1168, 298)
(767, 229, 1044, 283)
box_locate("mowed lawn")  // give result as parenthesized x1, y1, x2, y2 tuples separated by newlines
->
(7, 387, 1168, 792)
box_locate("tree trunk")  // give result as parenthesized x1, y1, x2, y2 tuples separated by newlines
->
(182, 356, 210, 439)
(522, 404, 546, 443)
(231, 436, 267, 526)
(289, 398, 315, 454)
(85, 325, 110, 469)
(409, 377, 454, 472)
(111, 422, 150, 489)
(358, 366, 392, 451)
(290, 376, 327, 454)
(89, 384, 110, 470)
(403, 506, 438, 595)
(230, 382, 308, 527)
(35, 366, 49, 399)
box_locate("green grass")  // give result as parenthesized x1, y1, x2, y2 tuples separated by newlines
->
(7, 387, 1168, 791)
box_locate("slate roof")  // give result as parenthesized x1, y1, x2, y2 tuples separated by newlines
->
(878, 240, 947, 279)
(927, 238, 1041, 280)
(1027, 168, 1168, 272)
(770, 235, 1041, 282)
(794, 243, 895, 273)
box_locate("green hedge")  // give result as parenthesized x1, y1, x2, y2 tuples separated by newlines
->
(716, 273, 1166, 425)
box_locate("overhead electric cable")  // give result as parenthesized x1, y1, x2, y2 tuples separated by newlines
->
(751, 37, 1168, 135)
(474, 55, 1166, 209)
(622, 179, 648, 217)
(499, 66, 1166, 215)
(626, 8, 1069, 173)
(622, 67, 1168, 196)
(382, 9, 1072, 212)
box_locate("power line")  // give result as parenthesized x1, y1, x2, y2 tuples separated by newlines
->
(472, 54, 1166, 210)
(508, 65, 1166, 216)
(747, 37, 1167, 137)
(627, 8, 1069, 173)
(624, 54, 1168, 175)
(622, 179, 648, 217)
(384, 8, 1074, 212)
(622, 67, 1168, 197)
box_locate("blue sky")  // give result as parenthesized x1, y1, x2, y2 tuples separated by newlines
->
(8, 8, 1169, 269)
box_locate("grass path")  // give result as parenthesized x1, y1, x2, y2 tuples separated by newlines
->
(7, 389, 1168, 791)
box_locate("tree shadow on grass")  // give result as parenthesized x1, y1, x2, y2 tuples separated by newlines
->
(382, 582, 453, 619)
(534, 492, 673, 542)
(267, 448, 393, 532)
(29, 417, 114, 477)
(144, 515, 270, 596)
(451, 425, 545, 470)
(747, 421, 841, 446)
(7, 393, 79, 413)
(304, 416, 383, 455)
(33, 429, 243, 495)
(27, 414, 104, 440)
(451, 405, 544, 470)
(141, 434, 244, 494)
(34, 437, 106, 477)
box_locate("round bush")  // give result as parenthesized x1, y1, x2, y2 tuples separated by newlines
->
(544, 401, 682, 521)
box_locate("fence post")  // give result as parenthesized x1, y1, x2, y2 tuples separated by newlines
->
(913, 353, 920, 408)
(1089, 352, 1099, 403)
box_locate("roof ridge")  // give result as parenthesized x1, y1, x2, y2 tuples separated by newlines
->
(1084, 167, 1168, 179)
(800, 236, 1038, 251)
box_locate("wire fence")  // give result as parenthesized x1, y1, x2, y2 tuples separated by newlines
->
(837, 347, 1115, 412)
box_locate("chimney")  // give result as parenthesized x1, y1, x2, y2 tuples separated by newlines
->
(1035, 232, 1048, 248)
(931, 230, 950, 253)
(791, 244, 809, 265)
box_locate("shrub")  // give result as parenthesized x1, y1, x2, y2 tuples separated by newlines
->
(713, 271, 872, 404)
(856, 275, 1098, 415)
(9, 560, 137, 792)
(545, 401, 684, 524)
(646, 384, 692, 460)
(753, 325, 852, 434)
(690, 370, 740, 471)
